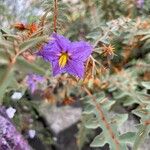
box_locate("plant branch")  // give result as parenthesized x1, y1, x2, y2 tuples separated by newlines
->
(83, 86, 120, 150)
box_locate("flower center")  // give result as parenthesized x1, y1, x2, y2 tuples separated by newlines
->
(59, 52, 69, 68)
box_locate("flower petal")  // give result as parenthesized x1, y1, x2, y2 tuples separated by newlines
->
(29, 83, 36, 93)
(37, 50, 59, 62)
(43, 36, 62, 52)
(69, 41, 92, 61)
(52, 33, 71, 51)
(37, 33, 71, 62)
(66, 60, 84, 78)
(51, 60, 66, 76)
(26, 74, 45, 93)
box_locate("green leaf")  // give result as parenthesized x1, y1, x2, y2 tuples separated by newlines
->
(143, 39, 150, 49)
(0, 39, 13, 50)
(0, 51, 9, 65)
(95, 92, 105, 103)
(102, 100, 115, 110)
(85, 117, 99, 129)
(123, 96, 137, 106)
(141, 81, 150, 89)
(133, 125, 150, 150)
(19, 35, 48, 53)
(77, 115, 94, 150)
(119, 132, 136, 143)
(0, 66, 14, 101)
(113, 114, 128, 127)
(113, 91, 128, 99)
(1, 34, 20, 40)
(90, 133, 106, 147)
(108, 86, 117, 92)
(0, 28, 12, 35)
(15, 57, 45, 75)
(82, 92, 129, 149)
(132, 108, 150, 120)
(83, 104, 94, 114)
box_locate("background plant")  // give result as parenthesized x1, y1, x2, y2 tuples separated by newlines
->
(0, 0, 150, 150)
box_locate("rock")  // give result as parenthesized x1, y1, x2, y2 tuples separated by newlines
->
(39, 102, 82, 134)
(140, 138, 150, 150)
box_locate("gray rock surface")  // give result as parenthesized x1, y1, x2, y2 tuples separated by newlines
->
(39, 103, 82, 134)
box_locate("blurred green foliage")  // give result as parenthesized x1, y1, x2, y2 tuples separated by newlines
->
(0, 0, 150, 150)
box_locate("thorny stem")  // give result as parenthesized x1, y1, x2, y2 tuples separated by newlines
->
(83, 86, 120, 150)
(144, 120, 150, 125)
(0, 42, 24, 94)
(5, 47, 12, 63)
(90, 55, 102, 66)
(53, 0, 58, 32)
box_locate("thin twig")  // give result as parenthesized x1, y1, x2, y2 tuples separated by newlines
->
(53, 0, 58, 32)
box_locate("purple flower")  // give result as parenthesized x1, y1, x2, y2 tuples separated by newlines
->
(38, 33, 92, 78)
(26, 74, 45, 93)
(136, 0, 144, 8)
(0, 106, 31, 150)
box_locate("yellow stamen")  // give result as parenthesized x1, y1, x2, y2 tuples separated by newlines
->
(59, 53, 68, 68)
